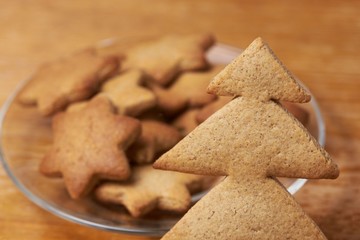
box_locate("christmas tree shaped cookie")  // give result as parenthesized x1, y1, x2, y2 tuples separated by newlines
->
(154, 37, 339, 239)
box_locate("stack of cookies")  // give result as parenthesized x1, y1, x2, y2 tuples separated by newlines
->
(17, 34, 310, 218)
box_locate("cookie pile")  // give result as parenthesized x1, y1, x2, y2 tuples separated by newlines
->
(18, 34, 311, 218)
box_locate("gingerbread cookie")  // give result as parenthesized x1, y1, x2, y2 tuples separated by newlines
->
(66, 101, 88, 113)
(172, 109, 200, 136)
(124, 33, 215, 86)
(207, 37, 310, 103)
(154, 37, 339, 239)
(95, 165, 206, 217)
(162, 66, 222, 108)
(40, 95, 141, 199)
(67, 70, 157, 116)
(156, 98, 338, 178)
(101, 70, 156, 116)
(128, 120, 182, 164)
(19, 48, 120, 116)
(147, 82, 188, 116)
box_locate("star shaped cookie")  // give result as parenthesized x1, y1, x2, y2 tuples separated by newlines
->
(146, 82, 187, 116)
(172, 109, 200, 136)
(100, 70, 156, 116)
(40, 95, 141, 199)
(127, 120, 182, 164)
(124, 33, 215, 86)
(18, 48, 120, 116)
(95, 165, 207, 217)
(167, 66, 222, 107)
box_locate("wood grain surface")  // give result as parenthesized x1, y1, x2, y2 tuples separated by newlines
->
(0, 1, 359, 239)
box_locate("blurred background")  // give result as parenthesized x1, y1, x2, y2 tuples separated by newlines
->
(0, 0, 359, 239)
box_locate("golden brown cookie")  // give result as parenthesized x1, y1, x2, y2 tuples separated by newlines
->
(40, 95, 141, 199)
(67, 71, 157, 116)
(172, 108, 200, 136)
(124, 33, 215, 86)
(100, 70, 156, 116)
(147, 82, 188, 116)
(18, 48, 120, 116)
(155, 98, 338, 179)
(154, 38, 339, 239)
(95, 165, 206, 217)
(127, 120, 182, 164)
(207, 37, 311, 103)
(66, 101, 88, 113)
(161, 66, 223, 108)
(160, 176, 329, 240)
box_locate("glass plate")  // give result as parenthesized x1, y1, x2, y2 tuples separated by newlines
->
(0, 40, 325, 236)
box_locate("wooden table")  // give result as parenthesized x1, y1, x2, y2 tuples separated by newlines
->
(0, 1, 359, 239)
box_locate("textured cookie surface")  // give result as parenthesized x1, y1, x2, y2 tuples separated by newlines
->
(19, 48, 119, 116)
(128, 120, 182, 164)
(40, 95, 141, 199)
(124, 33, 215, 86)
(95, 165, 206, 217)
(207, 37, 310, 103)
(161, 176, 327, 240)
(101, 70, 156, 116)
(172, 109, 200, 136)
(166, 66, 223, 107)
(147, 82, 188, 116)
(155, 97, 339, 179)
(154, 37, 339, 240)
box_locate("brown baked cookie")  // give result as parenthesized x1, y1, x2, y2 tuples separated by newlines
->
(163, 66, 223, 107)
(157, 98, 338, 239)
(207, 37, 310, 103)
(196, 96, 233, 123)
(95, 165, 207, 217)
(67, 70, 157, 116)
(172, 108, 200, 136)
(66, 101, 88, 113)
(155, 98, 339, 178)
(18, 48, 120, 116)
(100, 70, 156, 116)
(147, 82, 188, 116)
(40, 95, 141, 199)
(124, 33, 215, 86)
(127, 120, 182, 164)
(160, 176, 329, 240)
(154, 38, 339, 239)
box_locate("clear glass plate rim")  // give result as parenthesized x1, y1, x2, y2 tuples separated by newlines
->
(0, 42, 326, 236)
